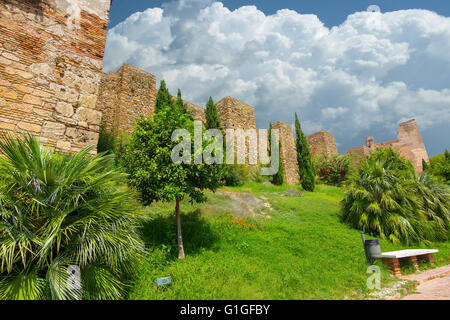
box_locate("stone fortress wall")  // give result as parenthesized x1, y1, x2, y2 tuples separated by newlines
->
(96, 63, 205, 136)
(96, 64, 312, 185)
(346, 119, 429, 172)
(0, 2, 429, 185)
(0, 0, 111, 153)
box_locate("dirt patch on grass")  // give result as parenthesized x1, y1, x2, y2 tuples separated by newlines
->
(205, 190, 271, 218)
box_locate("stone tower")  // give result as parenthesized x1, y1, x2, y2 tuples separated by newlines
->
(272, 121, 300, 186)
(96, 63, 205, 137)
(0, 0, 111, 153)
(306, 130, 338, 158)
(96, 63, 157, 136)
(215, 96, 256, 130)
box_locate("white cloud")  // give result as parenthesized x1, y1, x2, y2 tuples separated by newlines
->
(103, 1, 450, 154)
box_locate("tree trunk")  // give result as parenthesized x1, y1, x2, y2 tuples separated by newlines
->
(176, 198, 185, 259)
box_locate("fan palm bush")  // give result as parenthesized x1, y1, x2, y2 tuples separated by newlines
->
(0, 134, 146, 300)
(341, 148, 449, 244)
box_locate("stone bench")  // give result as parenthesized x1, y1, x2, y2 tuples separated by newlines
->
(372, 249, 438, 276)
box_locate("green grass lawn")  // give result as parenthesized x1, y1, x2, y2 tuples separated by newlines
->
(127, 184, 450, 300)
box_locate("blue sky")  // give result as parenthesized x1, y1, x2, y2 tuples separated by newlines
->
(105, 1, 450, 156)
(109, 0, 450, 29)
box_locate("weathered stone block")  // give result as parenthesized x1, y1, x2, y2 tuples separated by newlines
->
(55, 102, 74, 117)
(41, 121, 66, 139)
(32, 88, 52, 99)
(0, 86, 18, 99)
(75, 107, 102, 125)
(78, 94, 97, 109)
(30, 63, 53, 78)
(17, 121, 41, 133)
(13, 84, 33, 94)
(50, 84, 79, 103)
(4, 66, 33, 79)
(56, 140, 71, 152)
(2, 52, 19, 62)
(0, 56, 12, 66)
(11, 103, 33, 113)
(22, 94, 42, 106)
(0, 79, 11, 87)
(33, 108, 53, 118)
(0, 122, 16, 131)
(66, 127, 98, 145)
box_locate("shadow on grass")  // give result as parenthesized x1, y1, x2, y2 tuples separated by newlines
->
(141, 208, 220, 259)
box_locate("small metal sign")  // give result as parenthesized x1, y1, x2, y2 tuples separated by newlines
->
(154, 277, 172, 287)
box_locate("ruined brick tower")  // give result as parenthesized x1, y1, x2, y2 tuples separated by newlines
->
(0, 0, 111, 153)
(346, 119, 429, 172)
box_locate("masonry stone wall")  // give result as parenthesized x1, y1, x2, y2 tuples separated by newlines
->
(272, 121, 300, 185)
(215, 96, 256, 130)
(96, 63, 205, 136)
(346, 119, 429, 172)
(96, 63, 156, 136)
(215, 96, 258, 165)
(0, 0, 110, 153)
(306, 130, 338, 158)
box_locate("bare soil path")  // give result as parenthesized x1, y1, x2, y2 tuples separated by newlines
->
(400, 265, 450, 300)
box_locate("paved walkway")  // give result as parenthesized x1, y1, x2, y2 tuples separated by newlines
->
(400, 265, 450, 300)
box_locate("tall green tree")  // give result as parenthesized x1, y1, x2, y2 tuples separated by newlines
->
(155, 80, 172, 113)
(271, 145, 284, 185)
(295, 113, 315, 191)
(205, 97, 222, 131)
(175, 88, 190, 115)
(422, 159, 429, 171)
(266, 122, 283, 185)
(205, 97, 235, 186)
(124, 91, 222, 259)
(429, 151, 450, 184)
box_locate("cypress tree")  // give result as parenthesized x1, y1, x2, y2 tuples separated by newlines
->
(295, 113, 315, 191)
(204, 97, 228, 183)
(268, 122, 284, 185)
(271, 140, 284, 185)
(422, 159, 429, 171)
(205, 97, 222, 130)
(155, 80, 172, 113)
(175, 88, 189, 115)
